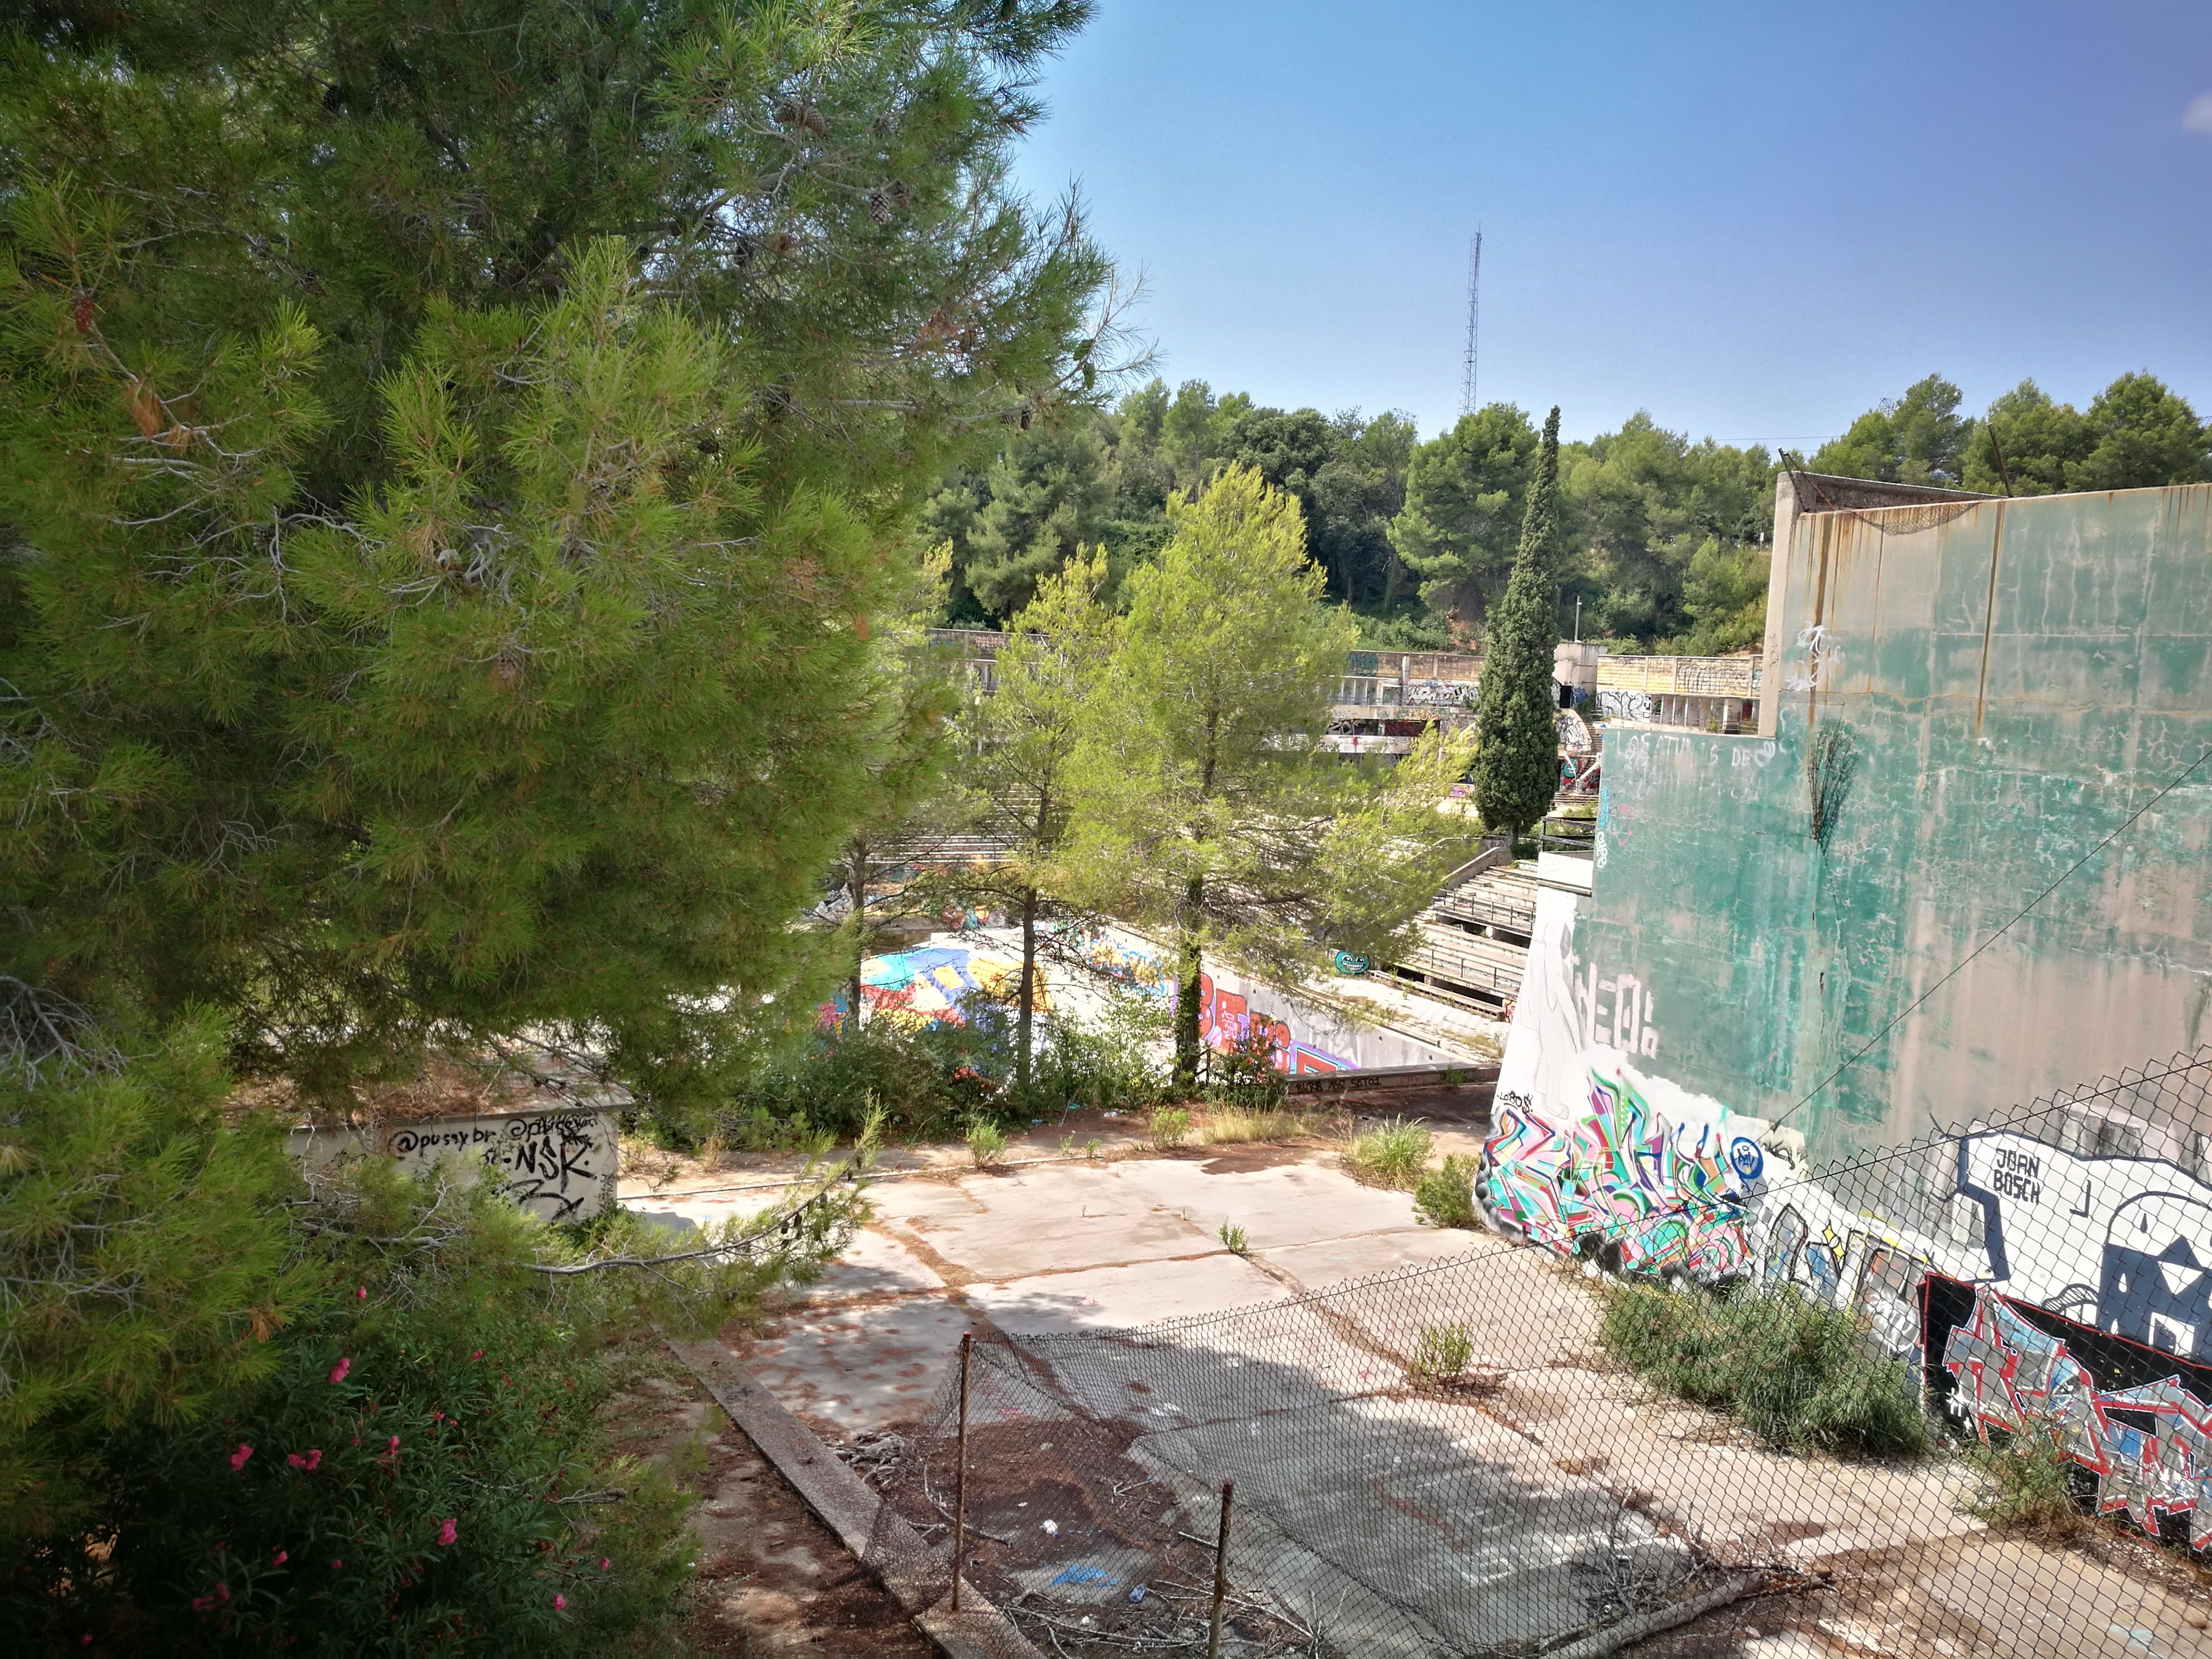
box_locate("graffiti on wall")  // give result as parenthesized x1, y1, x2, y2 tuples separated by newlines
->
(1944, 1284, 2212, 1546)
(1406, 679, 1478, 706)
(1196, 971, 1348, 1074)
(292, 1108, 619, 1225)
(1478, 1052, 1776, 1280)
(1956, 1129, 2212, 1357)
(1569, 953, 1661, 1059)
(1598, 688, 1655, 723)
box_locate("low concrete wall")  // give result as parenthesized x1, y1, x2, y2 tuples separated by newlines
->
(289, 1104, 618, 1224)
(1281, 1061, 1499, 1099)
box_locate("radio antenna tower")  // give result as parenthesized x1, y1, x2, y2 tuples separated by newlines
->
(1458, 231, 1482, 418)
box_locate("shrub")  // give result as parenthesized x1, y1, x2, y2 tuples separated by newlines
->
(1598, 1279, 1929, 1458)
(715, 987, 1167, 1151)
(1148, 1108, 1192, 1150)
(1204, 1027, 1286, 1108)
(1218, 1222, 1249, 1255)
(1345, 1117, 1432, 1189)
(966, 1118, 1008, 1168)
(1409, 1323, 1476, 1386)
(1962, 1434, 2088, 1541)
(1414, 1154, 1479, 1229)
(5, 1141, 862, 1652)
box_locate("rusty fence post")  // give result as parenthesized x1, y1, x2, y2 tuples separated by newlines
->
(1206, 1477, 1235, 1659)
(952, 1331, 972, 1612)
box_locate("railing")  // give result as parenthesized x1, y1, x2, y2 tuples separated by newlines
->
(1536, 814, 1595, 860)
(1430, 887, 1536, 937)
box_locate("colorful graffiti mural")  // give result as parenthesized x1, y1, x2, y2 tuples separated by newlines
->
(1477, 1051, 1775, 1279)
(821, 942, 1046, 1031)
(1063, 925, 1452, 1075)
(1943, 1284, 2212, 1547)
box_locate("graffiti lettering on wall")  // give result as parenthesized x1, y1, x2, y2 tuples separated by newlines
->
(293, 1108, 619, 1225)
(1758, 1200, 1940, 1362)
(1597, 689, 1655, 723)
(1942, 1283, 2212, 1547)
(1956, 1129, 2212, 1356)
(1199, 972, 1348, 1075)
(1406, 679, 1478, 706)
(1478, 1050, 1957, 1356)
(1784, 622, 1842, 693)
(1566, 952, 1661, 1058)
(1477, 1052, 1774, 1279)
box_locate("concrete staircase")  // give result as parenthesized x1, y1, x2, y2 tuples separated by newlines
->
(1376, 855, 1537, 1015)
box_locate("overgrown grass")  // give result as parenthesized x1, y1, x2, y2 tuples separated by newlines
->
(1197, 1107, 1319, 1146)
(1345, 1117, 1433, 1189)
(1148, 1107, 1191, 1150)
(1413, 1153, 1479, 1228)
(1962, 1434, 2088, 1541)
(1598, 1278, 1929, 1458)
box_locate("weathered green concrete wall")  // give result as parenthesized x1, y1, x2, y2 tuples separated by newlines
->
(1579, 483, 2212, 1157)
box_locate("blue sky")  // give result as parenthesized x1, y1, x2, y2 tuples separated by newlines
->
(1010, 1, 2212, 451)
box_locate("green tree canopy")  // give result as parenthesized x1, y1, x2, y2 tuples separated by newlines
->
(1558, 414, 1773, 645)
(1962, 373, 2209, 496)
(1061, 468, 1471, 1085)
(1386, 404, 1542, 629)
(1809, 373, 1972, 487)
(0, 1, 1109, 1103)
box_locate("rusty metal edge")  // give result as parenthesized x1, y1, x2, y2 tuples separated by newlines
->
(664, 1335, 1043, 1659)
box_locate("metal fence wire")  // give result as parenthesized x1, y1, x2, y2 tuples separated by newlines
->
(855, 1044, 2212, 1657)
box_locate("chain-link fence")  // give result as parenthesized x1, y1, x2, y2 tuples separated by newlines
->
(850, 1045, 2212, 1656)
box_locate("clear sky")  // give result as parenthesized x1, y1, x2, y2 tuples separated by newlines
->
(1009, 1, 2212, 452)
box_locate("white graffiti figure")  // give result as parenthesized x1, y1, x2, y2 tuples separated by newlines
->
(1597, 688, 1655, 722)
(1785, 622, 1842, 692)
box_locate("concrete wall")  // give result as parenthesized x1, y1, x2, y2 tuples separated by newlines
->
(1555, 480, 2212, 1157)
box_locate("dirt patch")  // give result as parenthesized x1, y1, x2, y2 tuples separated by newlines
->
(874, 1414, 1315, 1653)
(1190, 1140, 1315, 1175)
(605, 1361, 937, 1656)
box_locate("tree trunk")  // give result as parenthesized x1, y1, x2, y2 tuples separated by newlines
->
(845, 837, 867, 1034)
(1173, 876, 1205, 1090)
(1016, 884, 1038, 1091)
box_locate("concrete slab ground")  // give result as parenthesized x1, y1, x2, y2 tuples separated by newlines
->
(661, 1137, 2212, 1657)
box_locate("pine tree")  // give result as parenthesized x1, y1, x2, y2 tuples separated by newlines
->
(1469, 406, 1565, 842)
(928, 549, 1118, 1086)
(0, 4, 1110, 1104)
(1062, 469, 1473, 1088)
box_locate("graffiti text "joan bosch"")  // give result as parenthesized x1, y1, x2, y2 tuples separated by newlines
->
(1990, 1147, 2044, 1204)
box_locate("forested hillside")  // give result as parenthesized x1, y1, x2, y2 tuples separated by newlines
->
(923, 370, 2212, 652)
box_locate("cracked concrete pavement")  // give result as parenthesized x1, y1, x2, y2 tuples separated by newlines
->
(633, 1134, 2212, 1658)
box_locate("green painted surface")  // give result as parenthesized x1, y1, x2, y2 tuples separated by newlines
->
(1578, 484, 2212, 1159)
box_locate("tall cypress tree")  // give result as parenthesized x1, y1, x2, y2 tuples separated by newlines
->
(1469, 406, 1565, 841)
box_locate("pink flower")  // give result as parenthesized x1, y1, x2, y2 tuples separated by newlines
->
(228, 1443, 253, 1471)
(330, 1559, 343, 1569)
(328, 1357, 350, 1385)
(355, 1286, 367, 1300)
(215, 1583, 229, 1603)
(191, 1595, 214, 1614)
(271, 1549, 288, 1566)
(598, 1556, 609, 1569)
(385, 1435, 400, 1457)
(470, 1349, 482, 1359)
(553, 1594, 567, 1612)
(435, 1518, 457, 1547)
(287, 1448, 321, 1471)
